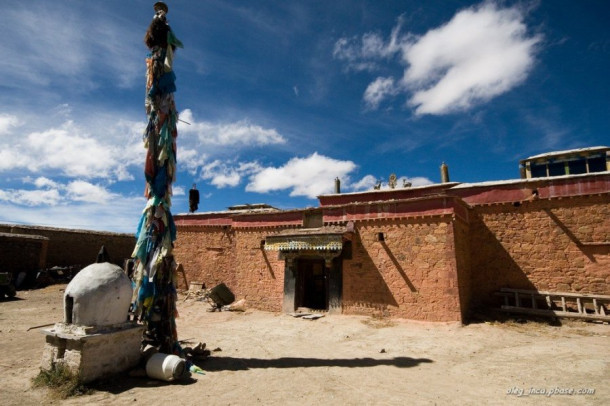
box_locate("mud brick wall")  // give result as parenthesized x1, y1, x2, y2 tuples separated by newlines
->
(0, 224, 133, 268)
(452, 217, 472, 321)
(173, 227, 235, 291)
(342, 217, 464, 322)
(173, 226, 286, 311)
(469, 195, 610, 308)
(172, 190, 608, 321)
(233, 229, 285, 312)
(0, 233, 48, 274)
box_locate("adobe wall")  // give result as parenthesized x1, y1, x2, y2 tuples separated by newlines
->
(452, 217, 472, 320)
(172, 226, 286, 312)
(0, 233, 48, 276)
(174, 217, 466, 321)
(343, 216, 463, 322)
(171, 176, 608, 322)
(469, 194, 610, 308)
(232, 229, 285, 311)
(0, 224, 134, 268)
(173, 227, 235, 290)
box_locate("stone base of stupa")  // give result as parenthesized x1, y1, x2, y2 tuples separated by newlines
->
(41, 322, 144, 383)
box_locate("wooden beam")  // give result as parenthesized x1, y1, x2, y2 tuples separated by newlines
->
(500, 306, 610, 322)
(500, 288, 610, 300)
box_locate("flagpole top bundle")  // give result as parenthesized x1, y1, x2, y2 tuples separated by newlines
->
(154, 2, 168, 14)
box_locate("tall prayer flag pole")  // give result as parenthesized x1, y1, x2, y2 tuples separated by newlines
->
(131, 2, 183, 354)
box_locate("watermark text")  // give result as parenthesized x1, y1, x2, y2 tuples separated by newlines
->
(507, 386, 595, 397)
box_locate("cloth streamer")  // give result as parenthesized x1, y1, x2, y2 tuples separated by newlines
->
(131, 6, 183, 355)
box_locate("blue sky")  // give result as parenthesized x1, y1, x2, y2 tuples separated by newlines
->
(0, 0, 608, 233)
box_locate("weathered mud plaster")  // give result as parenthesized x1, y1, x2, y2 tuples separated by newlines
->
(64, 262, 132, 326)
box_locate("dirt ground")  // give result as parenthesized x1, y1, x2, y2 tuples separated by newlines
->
(0, 284, 608, 405)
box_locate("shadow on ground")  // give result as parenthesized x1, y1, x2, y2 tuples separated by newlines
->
(467, 308, 564, 327)
(88, 373, 198, 395)
(88, 355, 432, 395)
(198, 356, 433, 371)
(0, 296, 24, 302)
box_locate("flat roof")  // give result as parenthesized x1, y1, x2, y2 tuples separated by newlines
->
(521, 146, 609, 162)
(227, 203, 278, 211)
(319, 182, 459, 198)
(451, 170, 610, 189)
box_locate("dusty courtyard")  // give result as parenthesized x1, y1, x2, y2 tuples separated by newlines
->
(1, 284, 608, 405)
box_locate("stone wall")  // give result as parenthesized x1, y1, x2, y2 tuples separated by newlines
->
(342, 217, 463, 322)
(469, 194, 610, 308)
(0, 224, 134, 269)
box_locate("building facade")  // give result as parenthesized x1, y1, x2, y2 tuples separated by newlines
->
(173, 167, 609, 323)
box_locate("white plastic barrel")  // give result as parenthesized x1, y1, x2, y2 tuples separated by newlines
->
(145, 353, 186, 381)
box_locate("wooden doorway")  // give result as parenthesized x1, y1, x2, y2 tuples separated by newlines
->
(295, 258, 327, 311)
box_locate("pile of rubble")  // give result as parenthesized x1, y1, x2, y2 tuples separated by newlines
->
(183, 282, 246, 312)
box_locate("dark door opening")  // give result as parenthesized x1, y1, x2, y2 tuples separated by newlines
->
(295, 258, 327, 310)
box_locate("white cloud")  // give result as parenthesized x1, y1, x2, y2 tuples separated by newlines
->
(66, 181, 116, 203)
(0, 196, 143, 233)
(1, 179, 118, 207)
(401, 176, 433, 187)
(0, 114, 20, 135)
(246, 153, 357, 198)
(333, 20, 406, 72)
(33, 177, 59, 189)
(175, 109, 288, 182)
(200, 160, 262, 188)
(178, 109, 286, 147)
(0, 177, 143, 233)
(350, 175, 378, 191)
(179, 148, 209, 175)
(211, 172, 241, 188)
(403, 3, 541, 115)
(0, 188, 62, 206)
(335, 2, 541, 115)
(0, 117, 142, 181)
(204, 160, 242, 188)
(333, 37, 380, 72)
(0, 106, 295, 210)
(364, 77, 400, 110)
(192, 152, 432, 199)
(173, 185, 186, 196)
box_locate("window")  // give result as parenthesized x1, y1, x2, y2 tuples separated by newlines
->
(530, 162, 547, 178)
(568, 158, 587, 175)
(303, 212, 323, 228)
(588, 156, 606, 173)
(548, 161, 566, 177)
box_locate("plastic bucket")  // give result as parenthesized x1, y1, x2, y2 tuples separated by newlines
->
(146, 353, 186, 381)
